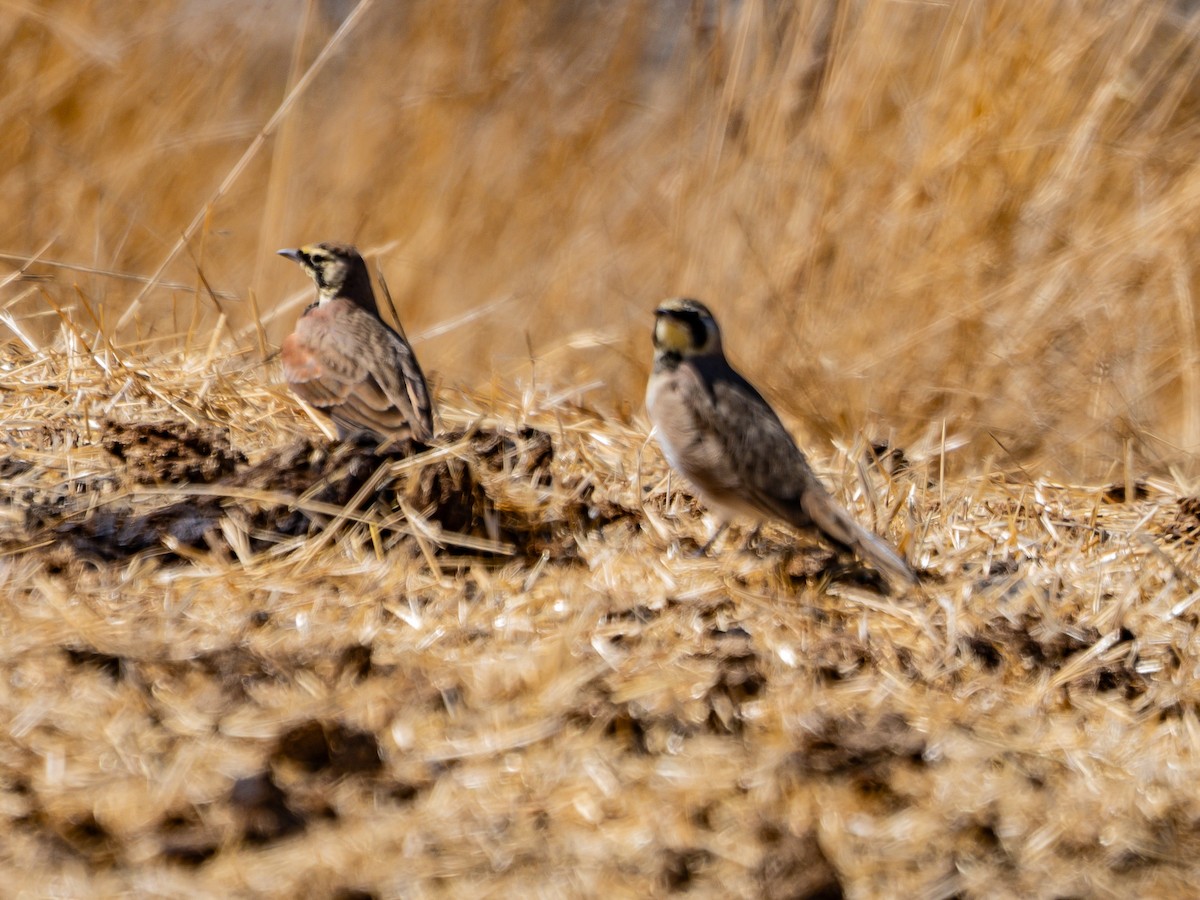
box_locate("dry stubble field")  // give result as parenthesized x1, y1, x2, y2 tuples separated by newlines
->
(6, 1, 1200, 897)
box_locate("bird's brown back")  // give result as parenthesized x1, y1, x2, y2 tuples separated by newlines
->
(283, 297, 434, 443)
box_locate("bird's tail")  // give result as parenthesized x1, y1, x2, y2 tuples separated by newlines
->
(800, 488, 918, 591)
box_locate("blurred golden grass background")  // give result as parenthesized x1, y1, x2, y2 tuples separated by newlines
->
(9, 3, 1200, 897)
(7, 329, 1200, 897)
(7, 0, 1200, 477)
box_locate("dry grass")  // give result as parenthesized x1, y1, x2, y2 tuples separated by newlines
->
(6, 1, 1200, 897)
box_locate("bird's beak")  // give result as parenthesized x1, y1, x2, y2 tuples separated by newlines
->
(277, 248, 304, 263)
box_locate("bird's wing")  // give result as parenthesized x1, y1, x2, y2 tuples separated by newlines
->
(697, 359, 822, 521)
(362, 321, 436, 443)
(281, 332, 359, 407)
(283, 304, 435, 443)
(702, 361, 916, 589)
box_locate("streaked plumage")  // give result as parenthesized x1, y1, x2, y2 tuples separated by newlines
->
(278, 242, 434, 444)
(645, 297, 917, 590)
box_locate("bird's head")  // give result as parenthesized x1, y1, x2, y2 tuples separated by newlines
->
(278, 242, 377, 312)
(653, 297, 723, 359)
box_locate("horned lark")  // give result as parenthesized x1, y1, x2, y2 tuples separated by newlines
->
(646, 297, 917, 590)
(278, 242, 435, 444)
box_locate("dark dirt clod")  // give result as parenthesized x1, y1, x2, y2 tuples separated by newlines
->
(190, 645, 284, 700)
(662, 847, 714, 891)
(273, 720, 383, 777)
(755, 828, 845, 900)
(868, 440, 912, 477)
(230, 772, 305, 844)
(336, 644, 374, 682)
(63, 646, 125, 680)
(101, 420, 246, 484)
(966, 618, 1100, 672)
(469, 425, 554, 483)
(790, 712, 926, 776)
(48, 424, 566, 563)
(54, 503, 225, 562)
(1101, 481, 1150, 504)
(58, 813, 120, 868)
(158, 808, 218, 868)
(1161, 497, 1200, 544)
(0, 457, 34, 479)
(332, 890, 379, 900)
